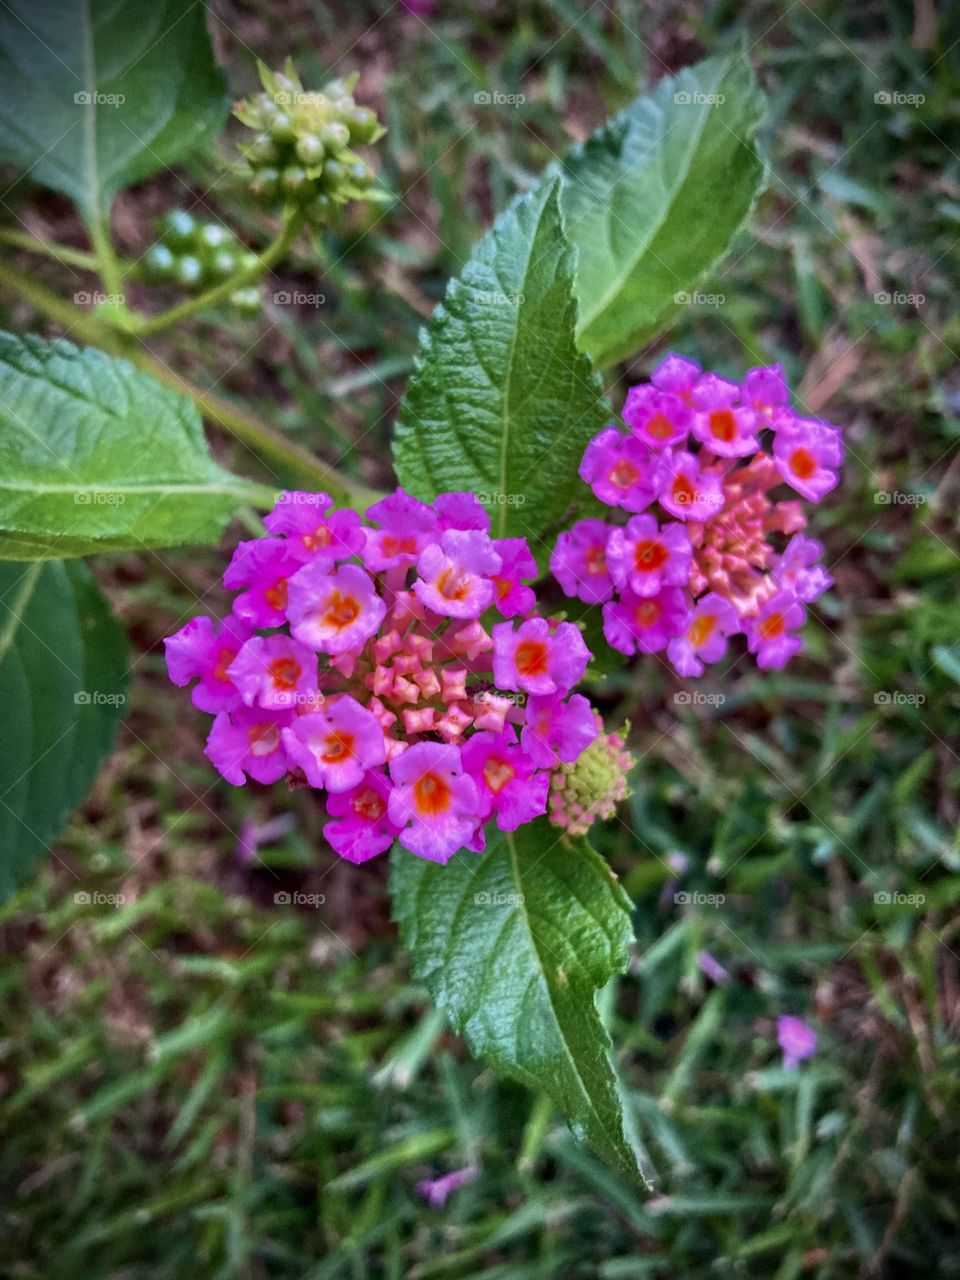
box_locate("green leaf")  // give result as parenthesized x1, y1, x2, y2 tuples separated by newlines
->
(393, 178, 609, 542)
(0, 0, 228, 215)
(0, 559, 128, 901)
(553, 52, 766, 366)
(390, 820, 647, 1186)
(0, 332, 264, 559)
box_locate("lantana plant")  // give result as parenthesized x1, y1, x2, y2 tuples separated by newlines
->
(0, 5, 837, 1185)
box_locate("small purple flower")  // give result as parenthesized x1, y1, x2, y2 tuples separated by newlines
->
(772, 534, 833, 603)
(777, 1015, 817, 1070)
(323, 769, 399, 863)
(744, 590, 805, 670)
(414, 530, 501, 619)
(666, 592, 741, 677)
(658, 450, 725, 522)
(520, 693, 598, 768)
(415, 1164, 479, 1207)
(164, 614, 252, 713)
(227, 634, 318, 711)
(622, 384, 691, 449)
(492, 618, 590, 696)
(435, 491, 491, 532)
(773, 419, 843, 503)
(224, 538, 301, 629)
(606, 514, 692, 597)
(691, 374, 759, 458)
(698, 951, 730, 985)
(651, 352, 700, 400)
(264, 491, 365, 563)
(205, 706, 293, 785)
(579, 427, 660, 512)
(388, 742, 482, 863)
(742, 363, 789, 421)
(550, 519, 615, 604)
(236, 813, 297, 863)
(461, 727, 549, 830)
(602, 586, 691, 656)
(282, 695, 386, 792)
(362, 488, 439, 570)
(489, 537, 537, 618)
(287, 562, 386, 654)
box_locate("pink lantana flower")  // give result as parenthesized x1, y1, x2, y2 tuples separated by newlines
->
(489, 537, 537, 617)
(651, 352, 700, 401)
(205, 706, 292, 785)
(773, 419, 843, 502)
(691, 374, 759, 458)
(388, 742, 482, 863)
(461, 727, 549, 830)
(606, 514, 691, 597)
(164, 614, 252, 713)
(435, 490, 490, 532)
(777, 1015, 817, 1070)
(602, 586, 690, 655)
(744, 590, 806, 669)
(492, 618, 590, 696)
(579, 427, 660, 512)
(264, 490, 365, 563)
(742, 363, 789, 422)
(658, 450, 725, 521)
(362, 489, 439, 570)
(224, 538, 302, 628)
(414, 529, 500, 618)
(323, 769, 399, 863)
(282, 695, 386, 792)
(773, 534, 833, 602)
(621, 384, 690, 449)
(287, 562, 386, 654)
(550, 519, 614, 604)
(666, 592, 741, 677)
(227, 635, 318, 711)
(520, 692, 598, 768)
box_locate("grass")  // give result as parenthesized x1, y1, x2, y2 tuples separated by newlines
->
(1, 1, 959, 1276)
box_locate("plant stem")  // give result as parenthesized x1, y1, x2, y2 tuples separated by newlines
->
(0, 227, 101, 273)
(0, 263, 380, 508)
(130, 210, 307, 337)
(86, 207, 125, 300)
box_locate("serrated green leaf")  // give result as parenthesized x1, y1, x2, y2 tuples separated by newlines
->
(0, 332, 264, 559)
(0, 559, 128, 901)
(555, 53, 767, 366)
(393, 179, 609, 542)
(0, 0, 228, 215)
(390, 820, 647, 1186)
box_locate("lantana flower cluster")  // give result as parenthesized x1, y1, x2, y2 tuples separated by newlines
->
(551, 353, 842, 673)
(165, 490, 613, 866)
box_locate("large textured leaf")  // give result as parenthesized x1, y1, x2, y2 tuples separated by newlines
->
(0, 332, 263, 559)
(393, 179, 609, 541)
(557, 53, 767, 366)
(390, 820, 647, 1186)
(0, 0, 227, 214)
(0, 560, 128, 901)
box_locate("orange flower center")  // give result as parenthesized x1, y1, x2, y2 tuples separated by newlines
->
(493, 575, 512, 600)
(789, 447, 817, 480)
(708, 408, 737, 442)
(354, 788, 385, 821)
(672, 474, 696, 507)
(759, 611, 786, 640)
(688, 613, 716, 647)
(515, 639, 550, 677)
(303, 525, 332, 552)
(483, 756, 515, 794)
(437, 566, 470, 602)
(382, 533, 418, 558)
(413, 771, 452, 816)
(609, 459, 639, 488)
(646, 411, 675, 441)
(585, 546, 607, 576)
(268, 657, 301, 690)
(635, 600, 661, 628)
(634, 539, 668, 571)
(321, 730, 355, 763)
(247, 722, 280, 756)
(322, 590, 361, 631)
(264, 579, 289, 611)
(213, 645, 235, 682)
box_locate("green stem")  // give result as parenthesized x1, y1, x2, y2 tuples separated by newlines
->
(0, 263, 380, 508)
(131, 210, 306, 337)
(0, 227, 101, 273)
(87, 207, 125, 300)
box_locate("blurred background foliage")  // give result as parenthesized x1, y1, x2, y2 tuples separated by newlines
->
(1, 0, 959, 1276)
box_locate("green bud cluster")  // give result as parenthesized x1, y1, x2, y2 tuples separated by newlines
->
(548, 720, 634, 837)
(142, 210, 263, 315)
(233, 60, 386, 225)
